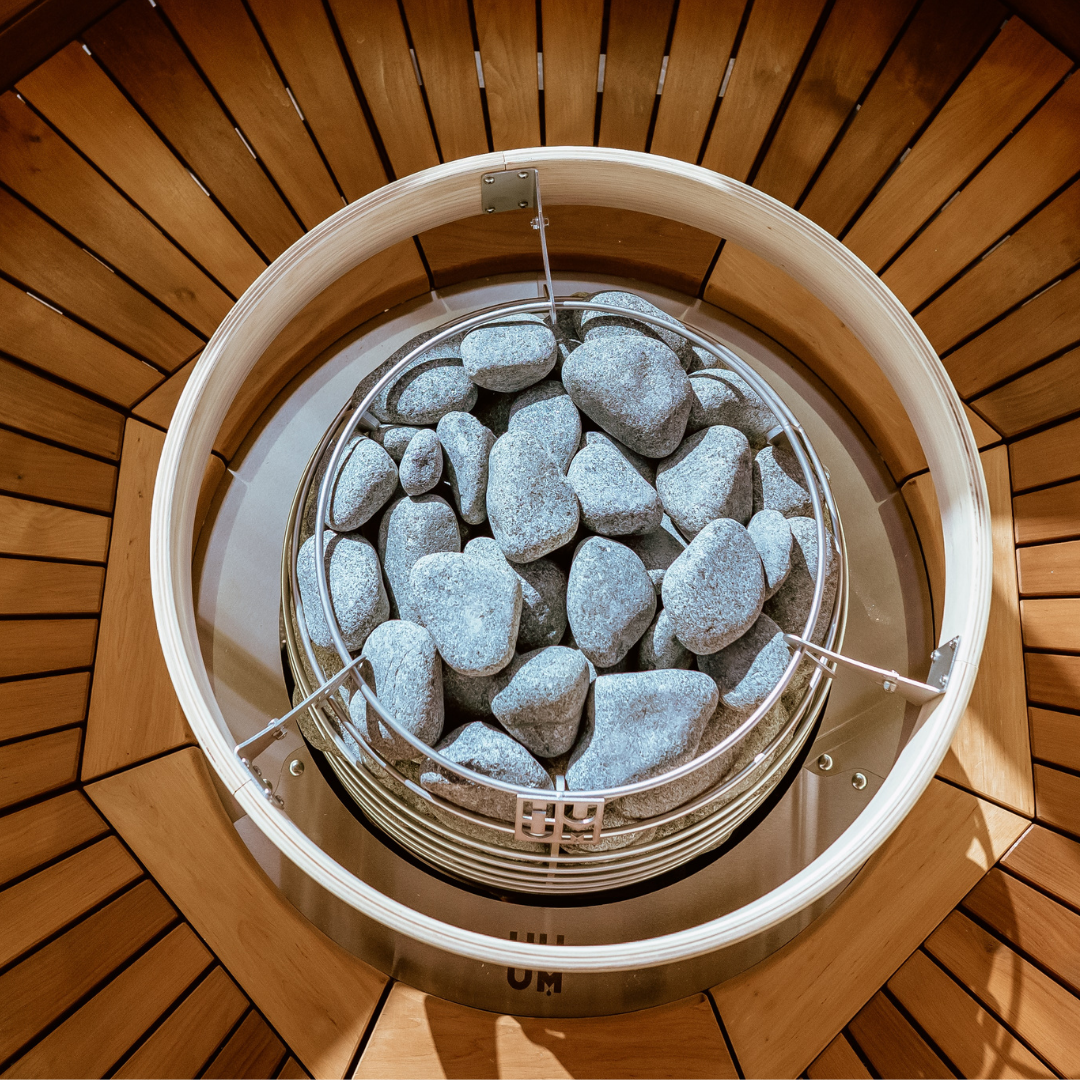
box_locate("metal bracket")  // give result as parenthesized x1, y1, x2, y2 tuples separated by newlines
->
(784, 634, 960, 706)
(481, 169, 536, 214)
(515, 796, 605, 846)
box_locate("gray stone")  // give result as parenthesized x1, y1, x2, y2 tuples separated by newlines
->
(655, 425, 753, 538)
(583, 431, 656, 484)
(420, 721, 553, 821)
(575, 291, 694, 367)
(298, 531, 389, 651)
(753, 443, 813, 518)
(623, 516, 687, 584)
(409, 548, 522, 676)
(566, 537, 656, 667)
(747, 509, 793, 599)
(561, 336, 692, 458)
(662, 518, 765, 654)
(687, 346, 727, 373)
(368, 329, 477, 425)
(556, 339, 580, 370)
(350, 620, 443, 760)
(764, 516, 838, 643)
(461, 314, 557, 392)
(442, 664, 505, 719)
(687, 370, 776, 450)
(507, 381, 581, 472)
(486, 431, 580, 563)
(377, 425, 422, 462)
(378, 495, 461, 621)
(473, 391, 514, 437)
(697, 613, 790, 712)
(436, 411, 495, 524)
(568, 438, 663, 537)
(325, 436, 398, 531)
(637, 609, 692, 671)
(397, 427, 442, 496)
(491, 646, 590, 757)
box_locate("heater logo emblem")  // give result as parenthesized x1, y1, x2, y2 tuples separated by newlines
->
(507, 932, 564, 994)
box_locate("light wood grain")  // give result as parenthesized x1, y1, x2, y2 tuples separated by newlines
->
(0, 558, 104, 616)
(973, 345, 1080, 437)
(355, 983, 736, 1079)
(1020, 596, 1080, 651)
(539, 0, 603, 146)
(847, 991, 955, 1079)
(277, 1056, 309, 1080)
(473, 0, 540, 152)
(806, 1032, 871, 1079)
(902, 472, 946, 636)
(1014, 478, 1080, 546)
(88, 747, 388, 1079)
(1001, 824, 1080, 912)
(203, 1010, 286, 1080)
(0, 618, 97, 678)
(133, 355, 197, 431)
(0, 428, 116, 514)
(0, 728, 82, 810)
(1025, 651, 1080, 711)
(1033, 762, 1080, 836)
(0, 495, 110, 563)
(0, 789, 106, 887)
(1009, 416, 1080, 493)
(709, 780, 1026, 1078)
(1029, 706, 1080, 771)
(1017, 539, 1080, 596)
(0, 671, 89, 742)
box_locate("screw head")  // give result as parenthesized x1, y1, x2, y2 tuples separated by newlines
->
(518, 171, 529, 178)
(485, 206, 495, 213)
(483, 175, 495, 183)
(852, 772, 868, 790)
(289, 759, 305, 777)
(882, 679, 897, 693)
(816, 753, 833, 772)
(518, 200, 528, 207)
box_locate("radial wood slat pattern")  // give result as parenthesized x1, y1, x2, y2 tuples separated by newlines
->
(1029, 706, 1080, 771)
(847, 991, 956, 1079)
(0, 496, 110, 562)
(0, 429, 116, 514)
(539, 0, 603, 147)
(0, 790, 106, 887)
(473, 0, 540, 151)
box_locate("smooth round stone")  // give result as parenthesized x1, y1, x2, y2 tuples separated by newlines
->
(566, 537, 656, 667)
(697, 613, 790, 712)
(351, 619, 443, 760)
(764, 516, 838, 642)
(491, 646, 590, 758)
(567, 438, 663, 536)
(687, 370, 775, 450)
(487, 431, 580, 563)
(461, 314, 557, 392)
(378, 495, 461, 621)
(421, 721, 553, 822)
(753, 443, 812, 518)
(507, 381, 581, 472)
(325, 436, 398, 531)
(637, 609, 692, 671)
(297, 531, 388, 651)
(583, 431, 655, 484)
(436, 411, 495, 524)
(377, 425, 422, 462)
(748, 509, 793, 599)
(575, 291, 694, 367)
(369, 330, 477, 425)
(566, 671, 718, 813)
(662, 518, 765, 654)
(655, 425, 753, 538)
(561, 336, 692, 458)
(409, 548, 522, 676)
(397, 428, 442, 496)
(687, 346, 727, 373)
(623, 515, 687, 582)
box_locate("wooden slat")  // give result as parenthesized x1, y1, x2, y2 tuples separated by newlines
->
(884, 74, 1080, 312)
(327, 0, 440, 179)
(648, 0, 744, 163)
(964, 404, 1001, 448)
(925, 911, 1080, 1078)
(17, 44, 266, 298)
(1020, 596, 1080, 650)
(1010, 416, 1080, 492)
(709, 781, 1026, 1078)
(0, 189, 201, 371)
(806, 1033, 872, 1080)
(799, 0, 1004, 236)
(596, 0, 673, 153)
(0, 558, 104, 616)
(1025, 651, 1080, 711)
(0, 836, 141, 967)
(245, 0, 385, 202)
(88, 747, 388, 1080)
(0, 790, 106, 887)
(0, 879, 176, 1064)
(203, 1011, 286, 1080)
(0, 429, 116, 514)
(0, 728, 82, 810)
(355, 983, 736, 1079)
(1030, 706, 1080, 770)
(916, 178, 1080, 354)
(473, 0, 540, 151)
(401, 0, 488, 162)
(0, 92, 231, 336)
(945, 269, 1080, 400)
(901, 472, 945, 636)
(1001, 824, 1080, 912)
(0, 496, 110, 563)
(84, 0, 302, 260)
(114, 966, 248, 1080)
(276, 1057, 309, 1080)
(703, 241, 925, 481)
(133, 355, 196, 431)
(1014, 478, 1080, 546)
(753, 0, 915, 206)
(83, 421, 194, 780)
(845, 18, 1071, 271)
(700, 0, 826, 183)
(0, 357, 124, 460)
(0, 618, 97, 679)
(539, 0, 603, 146)
(973, 346, 1080, 437)
(1017, 539, 1080, 596)
(1034, 762, 1080, 836)
(159, 0, 341, 231)
(888, 949, 1053, 1080)
(3, 923, 212, 1080)
(847, 992, 955, 1079)
(0, 278, 161, 408)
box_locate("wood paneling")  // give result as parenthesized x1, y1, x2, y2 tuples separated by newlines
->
(597, 0, 673, 153)
(203, 1010, 286, 1080)
(277, 1057, 309, 1080)
(974, 346, 1080, 437)
(0, 558, 104, 615)
(328, 0, 440, 179)
(473, 0, 540, 151)
(1001, 824, 1080, 912)
(17, 43, 265, 298)
(84, 0, 302, 260)
(0, 728, 82, 810)
(1034, 762, 1080, 836)
(1010, 415, 1080, 492)
(88, 747, 388, 1080)
(1029, 706, 1080, 770)
(902, 472, 946, 635)
(0, 429, 116, 514)
(1015, 478, 1080, 546)
(0, 496, 110, 562)
(1020, 596, 1080, 650)
(648, 0, 744, 163)
(845, 18, 1070, 272)
(133, 354, 196, 431)
(1025, 651, 1080, 711)
(799, 0, 1004, 236)
(0, 618, 97, 678)
(709, 781, 1026, 1079)
(847, 991, 955, 1079)
(0, 790, 106, 887)
(753, 0, 915, 206)
(1017, 539, 1080, 596)
(0, 667, 90, 743)
(700, 0, 826, 183)
(807, 1033, 872, 1080)
(355, 983, 736, 1079)
(539, 0, 603, 147)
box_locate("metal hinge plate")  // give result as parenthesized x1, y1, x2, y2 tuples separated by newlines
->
(482, 169, 536, 214)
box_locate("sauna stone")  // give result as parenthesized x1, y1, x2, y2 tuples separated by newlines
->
(377, 425, 422, 462)
(568, 437, 663, 537)
(370, 330, 478, 425)
(753, 443, 813, 518)
(325, 436, 398, 531)
(764, 516, 838, 643)
(507, 381, 582, 472)
(747, 509, 793, 599)
(697, 613, 790, 713)
(461, 314, 558, 392)
(687, 370, 776, 450)
(583, 430, 656, 484)
(437, 411, 495, 524)
(575, 290, 693, 367)
(378, 494, 461, 622)
(397, 427, 442, 496)
(637, 609, 692, 671)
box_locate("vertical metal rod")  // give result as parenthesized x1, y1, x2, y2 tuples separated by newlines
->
(533, 173, 558, 326)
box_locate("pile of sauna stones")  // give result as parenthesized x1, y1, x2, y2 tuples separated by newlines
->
(295, 291, 837, 849)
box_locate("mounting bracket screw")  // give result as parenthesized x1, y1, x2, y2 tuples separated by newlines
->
(816, 754, 833, 772)
(852, 772, 868, 790)
(483, 175, 495, 183)
(289, 759, 305, 777)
